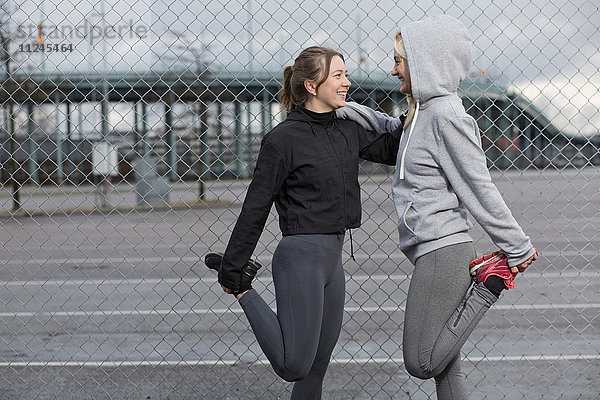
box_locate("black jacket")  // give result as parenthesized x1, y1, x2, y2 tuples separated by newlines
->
(219, 107, 402, 291)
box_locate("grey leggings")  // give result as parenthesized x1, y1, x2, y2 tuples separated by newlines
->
(238, 233, 345, 400)
(403, 242, 498, 400)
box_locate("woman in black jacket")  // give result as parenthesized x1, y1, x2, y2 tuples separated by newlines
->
(205, 46, 402, 399)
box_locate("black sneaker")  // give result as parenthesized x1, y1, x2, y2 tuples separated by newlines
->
(204, 252, 225, 271)
(204, 252, 263, 294)
(238, 258, 262, 293)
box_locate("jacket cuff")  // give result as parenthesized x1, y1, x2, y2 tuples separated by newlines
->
(507, 246, 536, 267)
(218, 268, 241, 292)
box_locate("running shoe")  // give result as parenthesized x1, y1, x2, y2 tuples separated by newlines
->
(204, 252, 263, 293)
(469, 250, 517, 289)
(204, 252, 225, 272)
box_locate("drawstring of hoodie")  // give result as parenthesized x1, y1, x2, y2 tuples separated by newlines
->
(348, 229, 355, 261)
(399, 101, 420, 180)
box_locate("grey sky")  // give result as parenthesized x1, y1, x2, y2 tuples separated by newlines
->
(9, 0, 600, 136)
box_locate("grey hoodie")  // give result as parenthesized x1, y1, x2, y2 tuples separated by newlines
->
(339, 14, 535, 267)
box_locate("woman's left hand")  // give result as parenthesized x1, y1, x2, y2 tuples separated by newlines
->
(510, 249, 539, 274)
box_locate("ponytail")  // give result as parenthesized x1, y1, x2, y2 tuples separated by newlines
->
(279, 65, 296, 112)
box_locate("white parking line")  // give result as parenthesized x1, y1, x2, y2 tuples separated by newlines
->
(1, 270, 599, 287)
(1, 354, 598, 368)
(1, 303, 599, 318)
(2, 249, 596, 267)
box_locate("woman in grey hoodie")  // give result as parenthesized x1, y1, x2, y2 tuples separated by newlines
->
(338, 14, 538, 399)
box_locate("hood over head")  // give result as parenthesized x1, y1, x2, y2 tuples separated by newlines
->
(400, 15, 472, 104)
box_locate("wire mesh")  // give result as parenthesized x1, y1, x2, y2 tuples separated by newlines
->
(0, 0, 599, 398)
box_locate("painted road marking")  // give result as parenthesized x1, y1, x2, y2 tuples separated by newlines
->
(1, 354, 598, 368)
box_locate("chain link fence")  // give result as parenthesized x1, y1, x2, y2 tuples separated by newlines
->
(0, 0, 599, 398)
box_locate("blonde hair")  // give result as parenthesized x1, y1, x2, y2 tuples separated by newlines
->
(394, 30, 407, 59)
(394, 30, 415, 131)
(278, 46, 344, 112)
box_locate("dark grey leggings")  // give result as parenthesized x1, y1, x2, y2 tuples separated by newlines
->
(239, 233, 345, 400)
(403, 242, 498, 400)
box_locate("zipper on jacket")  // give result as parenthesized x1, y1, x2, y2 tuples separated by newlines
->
(325, 123, 356, 260)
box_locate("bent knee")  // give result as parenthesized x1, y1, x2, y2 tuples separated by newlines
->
(273, 364, 310, 382)
(404, 358, 435, 380)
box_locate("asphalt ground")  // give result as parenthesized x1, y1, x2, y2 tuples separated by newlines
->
(0, 167, 599, 399)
